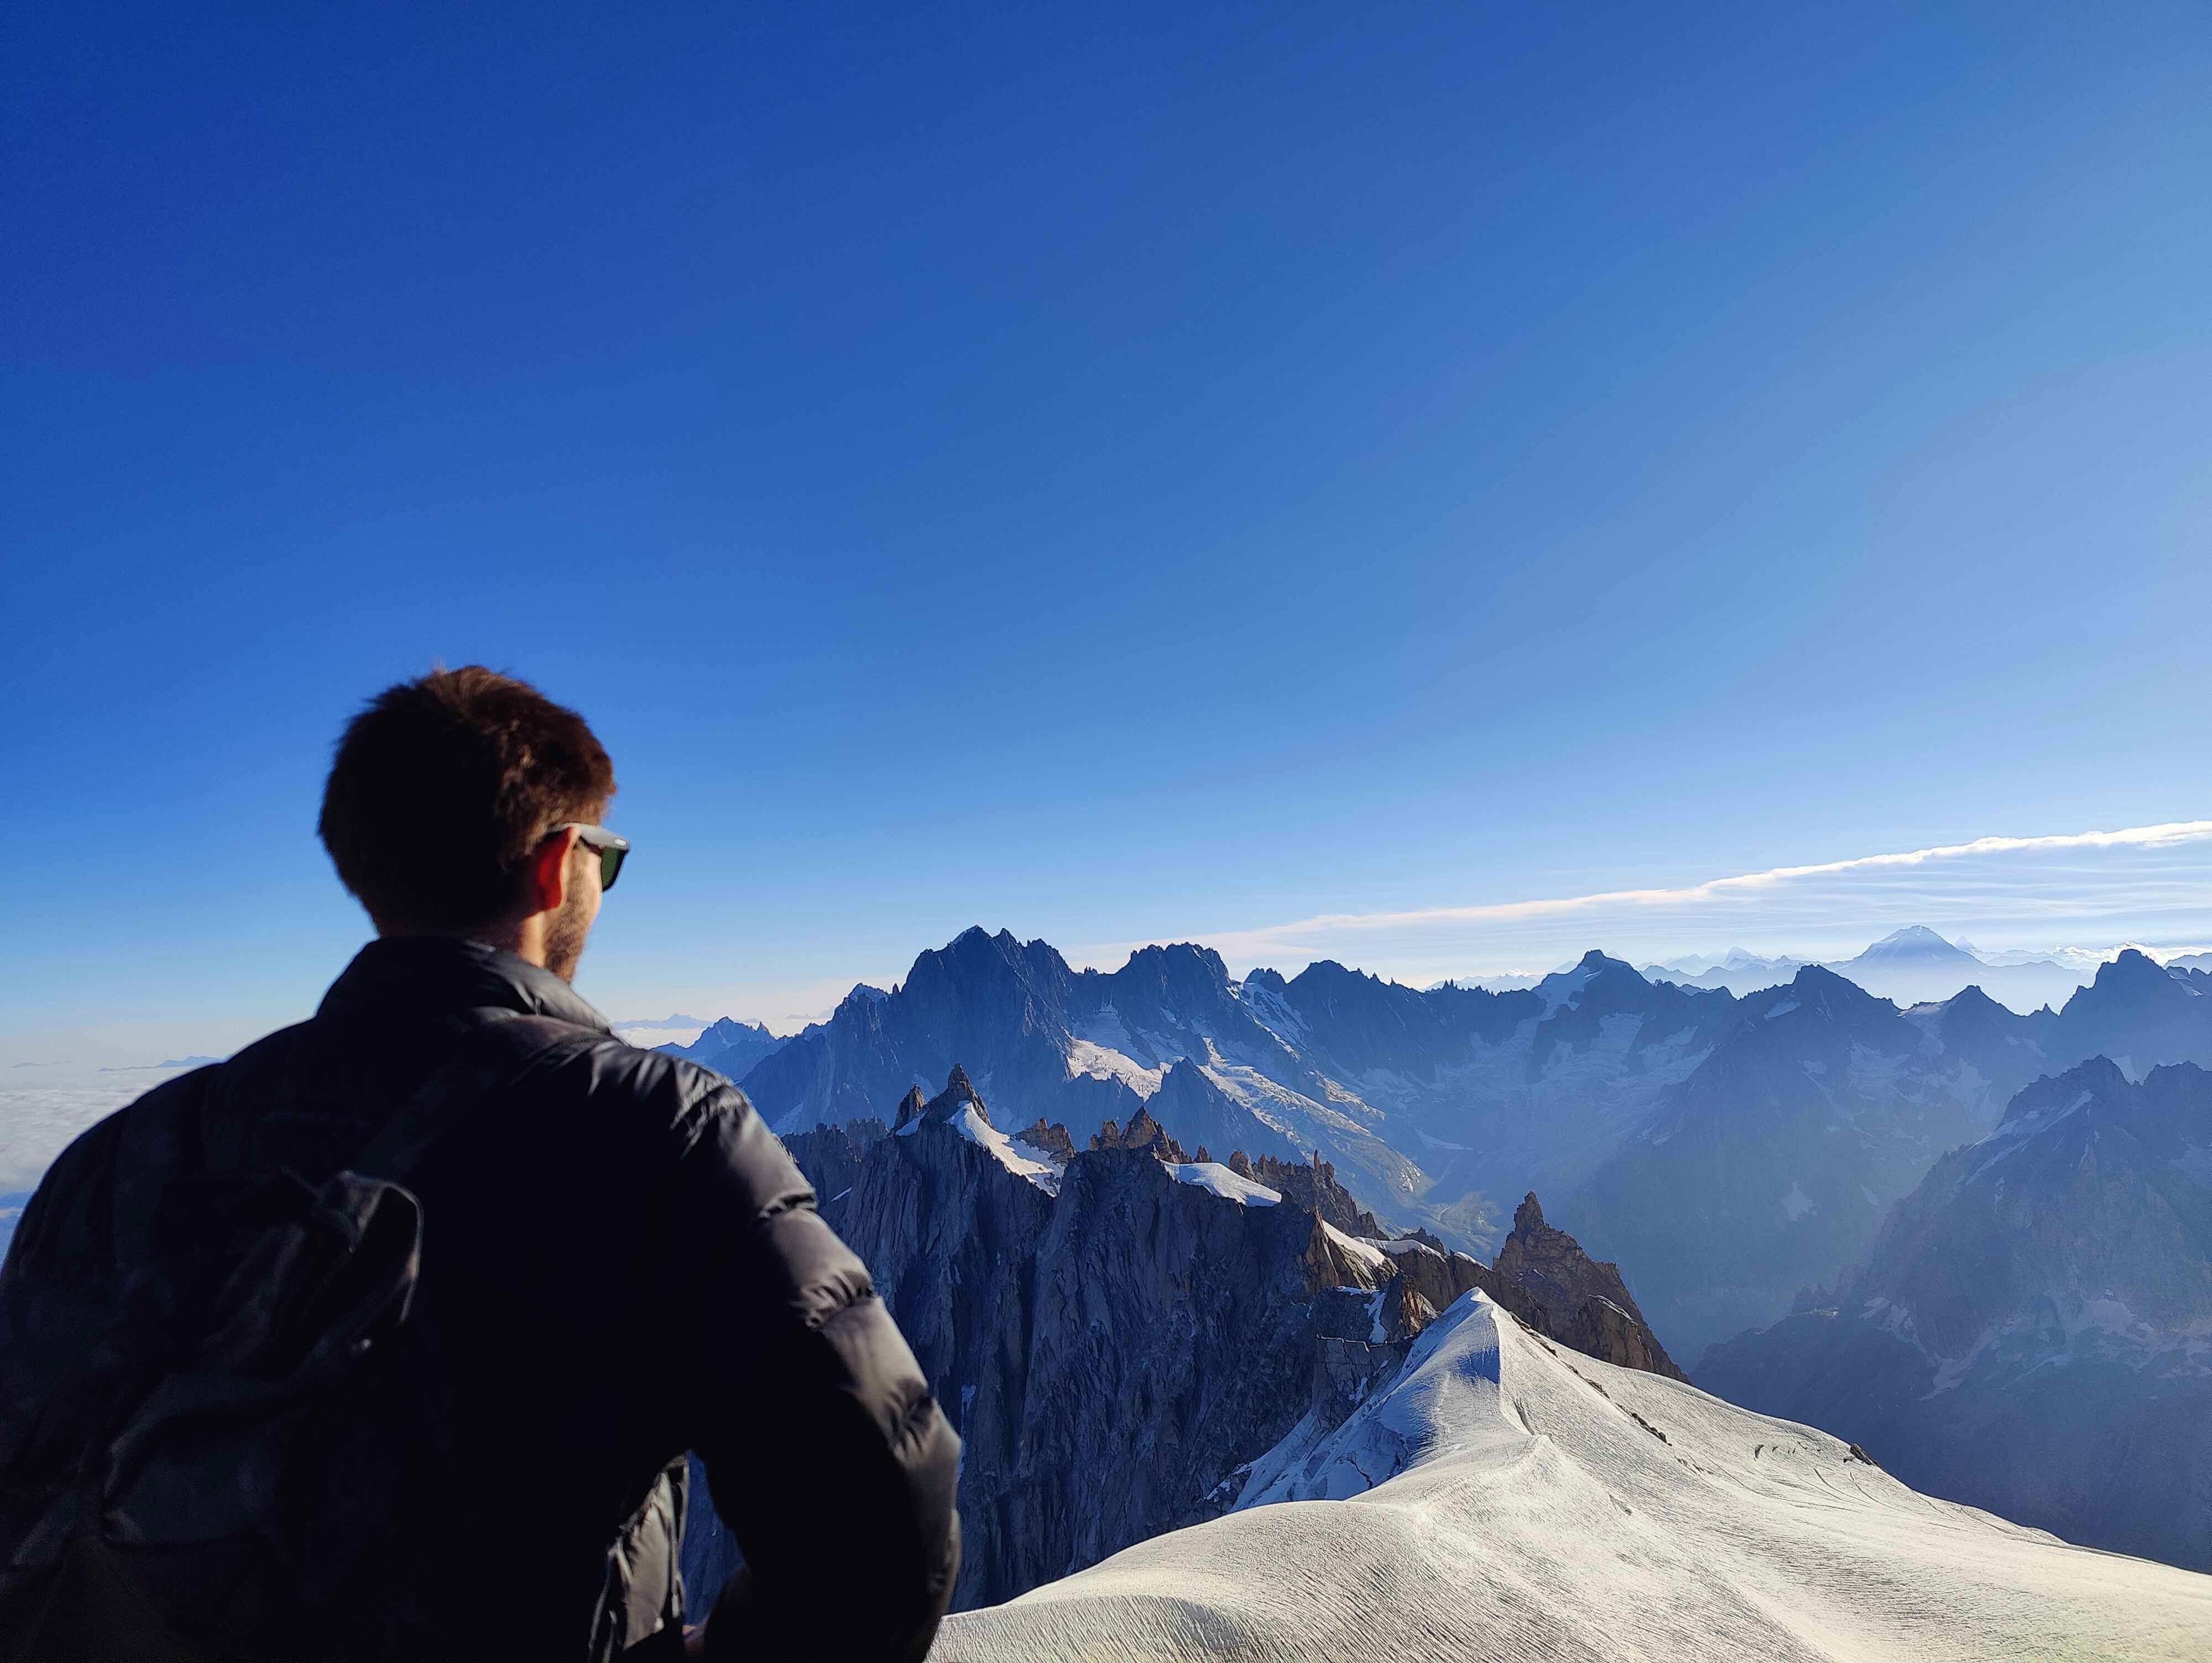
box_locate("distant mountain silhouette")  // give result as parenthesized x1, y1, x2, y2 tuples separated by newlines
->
(1702, 1058, 2212, 1572)
(1642, 924, 2107, 1012)
(654, 1016, 786, 1080)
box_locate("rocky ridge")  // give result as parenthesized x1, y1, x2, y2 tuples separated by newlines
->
(686, 1065, 1682, 1611)
(654, 1016, 785, 1080)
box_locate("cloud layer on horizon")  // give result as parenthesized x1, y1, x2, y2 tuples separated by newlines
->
(1079, 820, 2212, 984)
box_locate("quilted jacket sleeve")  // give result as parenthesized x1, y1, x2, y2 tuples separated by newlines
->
(668, 1080, 961, 1661)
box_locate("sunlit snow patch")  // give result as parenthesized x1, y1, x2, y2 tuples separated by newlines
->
(898, 1102, 1066, 1196)
(1321, 1222, 1390, 1274)
(1164, 1162, 1281, 1206)
(1065, 1035, 1166, 1095)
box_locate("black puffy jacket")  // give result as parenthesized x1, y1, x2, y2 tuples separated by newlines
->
(0, 937, 960, 1660)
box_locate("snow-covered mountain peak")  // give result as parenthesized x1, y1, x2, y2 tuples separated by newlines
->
(934, 1292, 2212, 1661)
(1874, 923, 1961, 949)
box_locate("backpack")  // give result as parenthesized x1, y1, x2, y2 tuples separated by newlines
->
(0, 1009, 599, 1661)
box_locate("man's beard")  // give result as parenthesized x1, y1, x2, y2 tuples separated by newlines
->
(542, 887, 593, 984)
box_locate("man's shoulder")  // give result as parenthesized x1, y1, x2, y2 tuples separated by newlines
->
(7, 1061, 226, 1275)
(60, 1059, 225, 1174)
(526, 1040, 808, 1230)
(536, 1032, 764, 1144)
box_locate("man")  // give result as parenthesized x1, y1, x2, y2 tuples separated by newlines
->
(0, 667, 959, 1660)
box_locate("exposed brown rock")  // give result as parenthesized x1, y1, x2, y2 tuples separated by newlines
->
(1297, 1214, 1388, 1294)
(1247, 1153, 1386, 1238)
(1089, 1107, 1190, 1163)
(890, 1086, 927, 1131)
(1015, 1117, 1077, 1161)
(1473, 1193, 1687, 1380)
(1384, 1236, 1486, 1317)
(1373, 1276, 1440, 1342)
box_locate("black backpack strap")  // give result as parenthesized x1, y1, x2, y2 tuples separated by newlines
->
(349, 1010, 604, 1184)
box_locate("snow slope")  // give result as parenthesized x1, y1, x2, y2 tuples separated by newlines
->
(933, 1294, 2212, 1661)
(1164, 1161, 1282, 1206)
(896, 1099, 1067, 1195)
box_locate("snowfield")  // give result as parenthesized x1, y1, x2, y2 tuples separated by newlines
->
(1165, 1162, 1282, 1207)
(933, 1294, 2212, 1661)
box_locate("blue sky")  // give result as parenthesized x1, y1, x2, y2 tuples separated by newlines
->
(5, 1, 2210, 1073)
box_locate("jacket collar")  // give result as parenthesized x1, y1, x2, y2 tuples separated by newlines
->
(317, 935, 614, 1033)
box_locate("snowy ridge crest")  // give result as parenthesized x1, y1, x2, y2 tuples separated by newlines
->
(935, 1294, 2212, 1661)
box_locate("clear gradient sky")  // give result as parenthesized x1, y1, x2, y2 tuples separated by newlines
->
(6, 2, 2210, 1073)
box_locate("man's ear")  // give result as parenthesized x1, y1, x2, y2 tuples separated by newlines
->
(523, 826, 578, 918)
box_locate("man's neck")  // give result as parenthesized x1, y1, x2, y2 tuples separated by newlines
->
(381, 918, 546, 969)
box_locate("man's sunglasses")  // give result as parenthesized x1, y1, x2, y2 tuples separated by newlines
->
(551, 823, 630, 891)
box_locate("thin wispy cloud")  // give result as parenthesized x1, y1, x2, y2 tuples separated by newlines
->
(1087, 820, 2212, 975)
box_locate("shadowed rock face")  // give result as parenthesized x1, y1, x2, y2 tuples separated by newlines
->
(782, 1095, 1400, 1609)
(1241, 1153, 1385, 1239)
(1700, 1059, 2212, 1572)
(681, 1071, 1687, 1612)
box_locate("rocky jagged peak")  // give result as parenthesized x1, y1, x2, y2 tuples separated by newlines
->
(1786, 962, 1885, 1009)
(1495, 1189, 1599, 1279)
(940, 926, 1027, 966)
(1995, 1055, 2129, 1132)
(1193, 1145, 1211, 1164)
(1016, 1117, 1077, 1161)
(778, 1119, 886, 1214)
(1089, 1107, 1190, 1163)
(1227, 1150, 1254, 1178)
(1106, 943, 1237, 1024)
(1298, 1214, 1392, 1294)
(1116, 940, 1233, 986)
(910, 1064, 992, 1131)
(1483, 1191, 1686, 1380)
(891, 1086, 927, 1131)
(1248, 1153, 1386, 1238)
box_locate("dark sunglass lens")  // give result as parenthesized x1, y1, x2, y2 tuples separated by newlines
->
(599, 845, 627, 891)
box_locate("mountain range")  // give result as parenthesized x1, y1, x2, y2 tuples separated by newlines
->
(1700, 1057, 2212, 1571)
(654, 1016, 784, 1080)
(1642, 924, 2117, 1010)
(680, 927, 2212, 1358)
